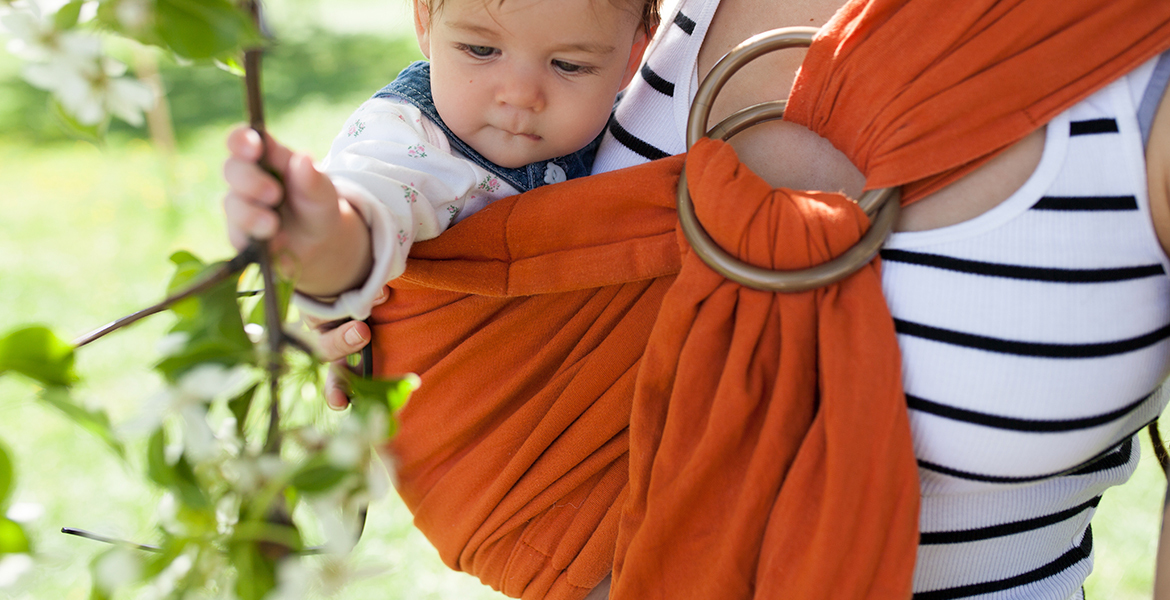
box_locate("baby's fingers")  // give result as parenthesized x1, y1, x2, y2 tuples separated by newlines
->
(223, 190, 279, 248)
(223, 156, 283, 208)
(226, 125, 296, 175)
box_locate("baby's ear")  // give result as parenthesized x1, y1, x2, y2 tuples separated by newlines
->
(413, 0, 433, 59)
(620, 26, 652, 89)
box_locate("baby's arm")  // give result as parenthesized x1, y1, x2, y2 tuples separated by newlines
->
(225, 98, 484, 320)
(222, 127, 373, 298)
(293, 99, 485, 319)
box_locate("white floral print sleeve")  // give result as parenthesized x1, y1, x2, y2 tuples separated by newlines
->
(296, 96, 519, 320)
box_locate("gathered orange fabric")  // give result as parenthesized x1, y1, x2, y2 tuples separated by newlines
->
(786, 0, 1170, 203)
(610, 139, 917, 600)
(375, 142, 919, 599)
(376, 157, 685, 600)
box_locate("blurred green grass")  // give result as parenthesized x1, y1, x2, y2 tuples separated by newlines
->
(0, 1, 1168, 598)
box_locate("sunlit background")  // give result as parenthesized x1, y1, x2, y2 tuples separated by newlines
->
(0, 0, 1165, 598)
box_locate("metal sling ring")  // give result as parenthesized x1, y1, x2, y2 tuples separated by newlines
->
(678, 26, 901, 292)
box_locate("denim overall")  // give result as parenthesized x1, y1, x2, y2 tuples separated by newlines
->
(373, 61, 602, 193)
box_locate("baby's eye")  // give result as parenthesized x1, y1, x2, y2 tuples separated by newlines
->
(462, 44, 497, 57)
(552, 60, 596, 75)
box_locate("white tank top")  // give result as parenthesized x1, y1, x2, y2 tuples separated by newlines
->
(592, 0, 1170, 596)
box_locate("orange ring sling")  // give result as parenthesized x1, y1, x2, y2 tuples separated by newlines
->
(370, 1, 1170, 598)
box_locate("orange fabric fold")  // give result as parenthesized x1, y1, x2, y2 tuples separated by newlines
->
(786, 0, 1170, 202)
(376, 158, 684, 600)
(610, 138, 917, 599)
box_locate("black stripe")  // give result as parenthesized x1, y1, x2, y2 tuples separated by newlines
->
(1069, 438, 1134, 476)
(913, 527, 1092, 600)
(640, 63, 675, 97)
(607, 118, 670, 161)
(673, 11, 696, 34)
(919, 460, 1063, 484)
(919, 436, 1137, 483)
(920, 496, 1100, 545)
(880, 249, 1162, 282)
(1070, 119, 1119, 135)
(1031, 195, 1138, 211)
(906, 393, 1150, 432)
(894, 319, 1170, 358)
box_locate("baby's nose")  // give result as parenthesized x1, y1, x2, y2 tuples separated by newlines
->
(496, 69, 545, 111)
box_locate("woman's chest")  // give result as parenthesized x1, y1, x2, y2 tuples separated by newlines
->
(881, 84, 1170, 481)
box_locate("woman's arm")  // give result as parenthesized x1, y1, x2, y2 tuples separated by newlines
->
(1148, 73, 1170, 600)
(1146, 76, 1170, 256)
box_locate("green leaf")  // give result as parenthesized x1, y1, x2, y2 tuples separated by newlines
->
(247, 277, 295, 329)
(0, 517, 30, 554)
(154, 338, 252, 380)
(88, 585, 111, 600)
(54, 1, 84, 29)
(167, 250, 207, 293)
(145, 430, 209, 510)
(155, 0, 261, 61)
(348, 375, 418, 436)
(95, 0, 164, 47)
(213, 55, 246, 77)
(228, 384, 259, 440)
(0, 325, 77, 388)
(159, 253, 254, 381)
(291, 457, 350, 494)
(0, 441, 12, 507)
(40, 388, 124, 458)
(49, 97, 106, 140)
(230, 542, 277, 600)
(146, 429, 171, 488)
(141, 536, 189, 579)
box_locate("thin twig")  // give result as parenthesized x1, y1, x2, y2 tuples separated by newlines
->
(73, 247, 258, 348)
(61, 527, 163, 552)
(1149, 420, 1170, 478)
(62, 526, 335, 555)
(243, 0, 285, 461)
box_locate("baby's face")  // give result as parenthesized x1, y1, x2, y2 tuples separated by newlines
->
(415, 0, 647, 169)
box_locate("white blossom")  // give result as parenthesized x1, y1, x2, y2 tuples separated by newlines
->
(139, 552, 194, 600)
(215, 494, 240, 536)
(121, 364, 256, 463)
(5, 502, 43, 523)
(94, 547, 144, 595)
(114, 0, 152, 32)
(0, 554, 33, 590)
(220, 453, 285, 496)
(325, 407, 388, 469)
(308, 495, 360, 555)
(269, 554, 386, 600)
(366, 453, 392, 502)
(1, 4, 155, 126)
(157, 492, 179, 534)
(155, 332, 190, 358)
(244, 323, 265, 343)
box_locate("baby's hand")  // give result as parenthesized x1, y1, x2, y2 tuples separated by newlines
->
(222, 125, 371, 297)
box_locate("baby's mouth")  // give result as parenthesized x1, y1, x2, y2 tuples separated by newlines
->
(501, 126, 541, 141)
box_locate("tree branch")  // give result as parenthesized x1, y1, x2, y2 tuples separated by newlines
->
(73, 246, 258, 348)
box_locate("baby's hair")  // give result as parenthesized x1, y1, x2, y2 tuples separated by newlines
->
(423, 0, 661, 34)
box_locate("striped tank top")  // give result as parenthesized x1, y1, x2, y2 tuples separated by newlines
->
(592, 0, 1170, 596)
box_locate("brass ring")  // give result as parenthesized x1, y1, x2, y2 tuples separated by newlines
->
(679, 26, 901, 292)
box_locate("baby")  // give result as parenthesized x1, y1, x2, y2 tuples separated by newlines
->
(223, 0, 658, 319)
